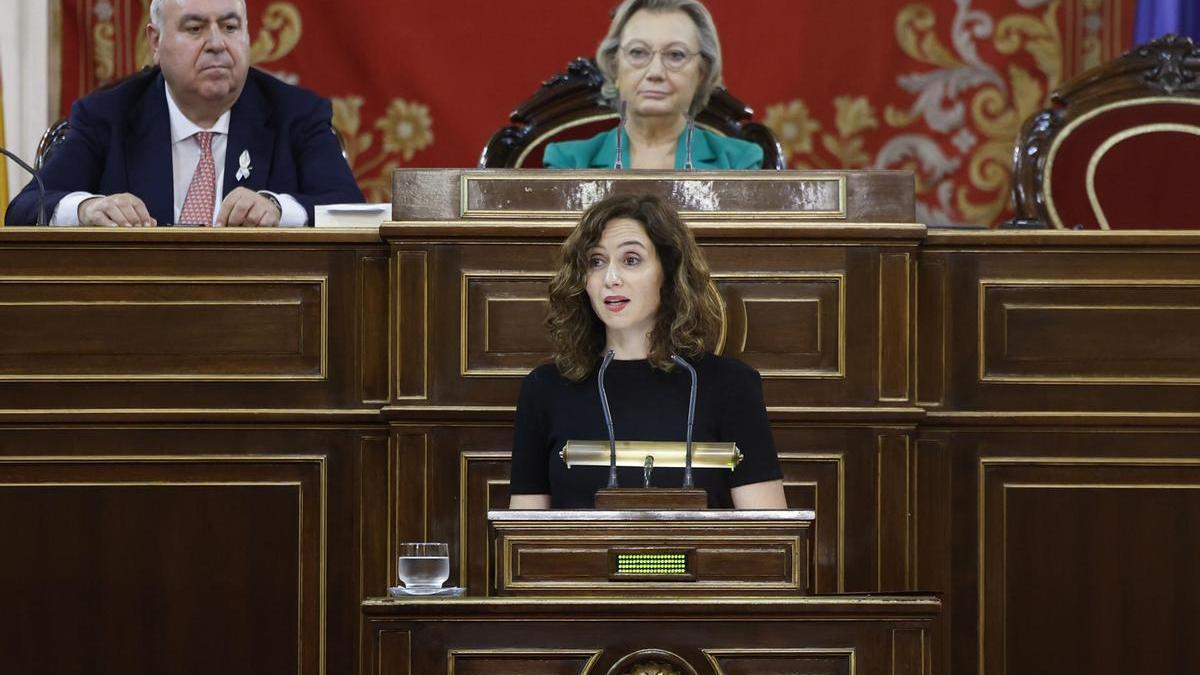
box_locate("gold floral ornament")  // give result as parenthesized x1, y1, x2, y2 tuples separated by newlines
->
(332, 96, 434, 202)
(249, 2, 303, 64)
(377, 99, 434, 161)
(763, 96, 879, 170)
(763, 100, 821, 163)
(822, 95, 879, 168)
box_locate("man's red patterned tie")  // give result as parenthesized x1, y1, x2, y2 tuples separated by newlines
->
(178, 131, 216, 225)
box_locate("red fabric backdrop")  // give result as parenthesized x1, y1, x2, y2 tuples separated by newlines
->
(55, 0, 1135, 225)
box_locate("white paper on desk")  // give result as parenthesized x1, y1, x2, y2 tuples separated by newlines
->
(314, 202, 390, 227)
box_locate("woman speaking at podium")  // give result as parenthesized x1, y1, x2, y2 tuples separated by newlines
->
(542, 0, 763, 170)
(508, 194, 786, 509)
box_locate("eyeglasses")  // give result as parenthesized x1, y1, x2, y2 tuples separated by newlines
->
(618, 43, 700, 71)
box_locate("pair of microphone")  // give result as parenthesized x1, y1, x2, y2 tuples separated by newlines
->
(612, 101, 697, 171)
(597, 350, 699, 490)
(0, 146, 47, 225)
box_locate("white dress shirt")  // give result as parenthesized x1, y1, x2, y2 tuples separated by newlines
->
(52, 86, 307, 226)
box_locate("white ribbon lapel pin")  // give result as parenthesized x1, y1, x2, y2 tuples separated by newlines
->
(236, 150, 252, 181)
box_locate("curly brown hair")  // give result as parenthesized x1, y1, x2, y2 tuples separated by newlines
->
(547, 194, 723, 381)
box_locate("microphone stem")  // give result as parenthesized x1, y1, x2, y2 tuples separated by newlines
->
(614, 101, 626, 170)
(684, 117, 695, 171)
(1, 147, 47, 226)
(598, 350, 618, 488)
(671, 354, 698, 488)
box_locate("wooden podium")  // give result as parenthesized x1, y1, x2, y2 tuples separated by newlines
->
(367, 168, 939, 675)
(364, 595, 941, 675)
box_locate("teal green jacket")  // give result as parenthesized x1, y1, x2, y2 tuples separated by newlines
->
(543, 126, 764, 170)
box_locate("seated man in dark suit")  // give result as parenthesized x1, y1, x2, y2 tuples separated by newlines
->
(5, 0, 363, 227)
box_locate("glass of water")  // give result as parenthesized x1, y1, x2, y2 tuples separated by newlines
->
(397, 542, 450, 594)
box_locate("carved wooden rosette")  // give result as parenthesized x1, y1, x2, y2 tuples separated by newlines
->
(607, 649, 697, 675)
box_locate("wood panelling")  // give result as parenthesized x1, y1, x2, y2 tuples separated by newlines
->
(922, 427, 1200, 675)
(358, 434, 392, 675)
(778, 448, 845, 593)
(393, 251, 429, 401)
(915, 256, 947, 407)
(0, 276, 324, 378)
(360, 256, 391, 403)
(914, 232, 1200, 675)
(979, 280, 1200, 382)
(4, 479, 308, 673)
(922, 234, 1200, 412)
(891, 629, 931, 675)
(364, 597, 939, 675)
(879, 253, 913, 401)
(461, 272, 554, 376)
(8, 224, 1200, 675)
(877, 433, 914, 591)
(0, 425, 383, 675)
(388, 234, 917, 410)
(715, 272, 843, 377)
(914, 438, 952, 675)
(376, 630, 411, 675)
(449, 650, 600, 675)
(0, 240, 387, 410)
(703, 649, 854, 675)
(393, 242, 558, 407)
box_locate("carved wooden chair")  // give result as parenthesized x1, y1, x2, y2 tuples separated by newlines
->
(479, 58, 784, 169)
(35, 119, 71, 171)
(1009, 34, 1200, 229)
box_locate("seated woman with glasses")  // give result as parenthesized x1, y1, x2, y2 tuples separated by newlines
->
(543, 0, 763, 170)
(508, 193, 786, 509)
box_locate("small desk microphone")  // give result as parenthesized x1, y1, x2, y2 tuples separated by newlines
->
(597, 349, 618, 488)
(669, 354, 699, 488)
(613, 102, 627, 170)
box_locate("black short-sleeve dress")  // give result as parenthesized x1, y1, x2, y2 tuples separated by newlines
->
(509, 354, 784, 508)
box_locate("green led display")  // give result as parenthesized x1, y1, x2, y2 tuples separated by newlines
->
(615, 552, 688, 575)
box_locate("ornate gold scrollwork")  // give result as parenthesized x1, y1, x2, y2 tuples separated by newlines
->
(956, 1, 1061, 225)
(135, 0, 152, 68)
(93, 21, 116, 81)
(249, 2, 303, 64)
(762, 1, 1073, 226)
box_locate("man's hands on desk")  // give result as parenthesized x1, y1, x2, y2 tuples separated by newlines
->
(78, 193, 157, 227)
(78, 187, 283, 227)
(217, 188, 283, 227)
